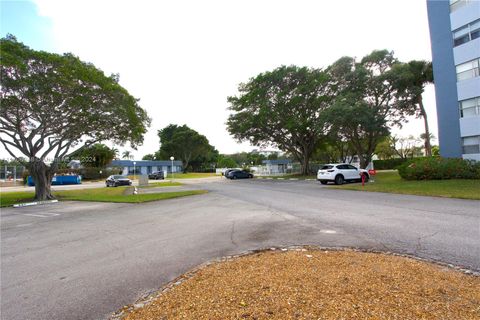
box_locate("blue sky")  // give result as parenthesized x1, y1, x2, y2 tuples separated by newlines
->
(1, 0, 54, 51)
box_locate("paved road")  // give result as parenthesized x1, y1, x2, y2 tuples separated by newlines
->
(1, 179, 479, 320)
(0, 178, 191, 193)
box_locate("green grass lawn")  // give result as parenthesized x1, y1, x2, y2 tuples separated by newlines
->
(167, 173, 219, 179)
(0, 187, 207, 207)
(140, 181, 183, 188)
(331, 171, 480, 200)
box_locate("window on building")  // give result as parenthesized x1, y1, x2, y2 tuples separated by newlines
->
(128, 166, 141, 175)
(456, 58, 480, 81)
(462, 136, 480, 154)
(450, 0, 470, 12)
(453, 19, 480, 47)
(471, 20, 480, 40)
(459, 97, 480, 117)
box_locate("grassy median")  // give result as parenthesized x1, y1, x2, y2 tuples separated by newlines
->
(166, 172, 218, 179)
(332, 171, 480, 200)
(0, 187, 207, 207)
(140, 181, 183, 188)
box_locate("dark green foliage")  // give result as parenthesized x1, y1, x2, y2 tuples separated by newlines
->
(157, 124, 217, 172)
(70, 143, 116, 167)
(0, 35, 150, 200)
(392, 60, 434, 156)
(228, 152, 267, 166)
(397, 157, 480, 180)
(227, 65, 332, 175)
(142, 153, 157, 160)
(324, 50, 403, 168)
(217, 156, 238, 168)
(373, 158, 408, 170)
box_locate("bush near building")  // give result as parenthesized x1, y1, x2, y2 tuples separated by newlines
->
(373, 158, 409, 170)
(398, 157, 480, 180)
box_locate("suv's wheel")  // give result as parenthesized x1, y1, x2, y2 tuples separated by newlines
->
(334, 175, 344, 185)
(106, 182, 109, 187)
(233, 175, 237, 180)
(320, 181, 328, 185)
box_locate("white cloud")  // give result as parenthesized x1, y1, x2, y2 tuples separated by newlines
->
(32, 0, 437, 157)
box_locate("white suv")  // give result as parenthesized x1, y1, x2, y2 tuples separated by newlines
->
(317, 163, 369, 185)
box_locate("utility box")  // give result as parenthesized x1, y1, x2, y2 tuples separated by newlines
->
(138, 175, 149, 187)
(27, 175, 82, 186)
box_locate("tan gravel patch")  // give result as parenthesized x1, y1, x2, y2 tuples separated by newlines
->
(122, 250, 480, 319)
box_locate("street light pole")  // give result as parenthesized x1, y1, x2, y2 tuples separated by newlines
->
(133, 161, 136, 183)
(170, 156, 174, 180)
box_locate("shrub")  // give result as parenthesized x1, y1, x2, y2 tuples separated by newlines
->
(373, 158, 409, 170)
(397, 157, 480, 180)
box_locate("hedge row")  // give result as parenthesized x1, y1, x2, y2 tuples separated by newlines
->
(397, 157, 480, 180)
(373, 158, 409, 170)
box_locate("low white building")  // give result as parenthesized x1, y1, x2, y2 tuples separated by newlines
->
(109, 160, 183, 176)
(256, 159, 292, 176)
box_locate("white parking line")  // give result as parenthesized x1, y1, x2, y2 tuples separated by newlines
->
(320, 229, 337, 234)
(24, 213, 61, 218)
(15, 223, 33, 227)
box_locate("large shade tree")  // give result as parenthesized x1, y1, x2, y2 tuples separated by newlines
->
(227, 65, 332, 175)
(0, 36, 150, 200)
(157, 124, 217, 172)
(325, 50, 407, 168)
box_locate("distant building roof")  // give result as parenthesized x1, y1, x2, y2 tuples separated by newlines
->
(109, 160, 183, 167)
(262, 159, 291, 165)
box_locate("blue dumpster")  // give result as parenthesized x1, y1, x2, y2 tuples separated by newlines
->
(27, 175, 82, 186)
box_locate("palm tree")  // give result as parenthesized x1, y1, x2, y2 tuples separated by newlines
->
(112, 147, 119, 160)
(122, 150, 132, 160)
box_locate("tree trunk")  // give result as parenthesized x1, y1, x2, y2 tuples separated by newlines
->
(29, 160, 55, 201)
(359, 156, 368, 169)
(419, 98, 432, 157)
(300, 153, 310, 176)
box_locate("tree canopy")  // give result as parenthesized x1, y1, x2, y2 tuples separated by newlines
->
(392, 60, 434, 156)
(324, 50, 407, 167)
(216, 155, 238, 169)
(142, 153, 157, 161)
(157, 124, 217, 172)
(0, 35, 150, 199)
(227, 65, 332, 174)
(70, 143, 117, 167)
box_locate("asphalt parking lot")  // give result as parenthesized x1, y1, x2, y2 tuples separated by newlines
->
(1, 178, 479, 320)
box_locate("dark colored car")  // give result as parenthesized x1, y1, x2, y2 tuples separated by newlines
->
(223, 169, 236, 178)
(148, 171, 164, 180)
(106, 175, 132, 187)
(227, 170, 253, 179)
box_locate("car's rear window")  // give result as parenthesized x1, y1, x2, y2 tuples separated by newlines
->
(321, 165, 334, 170)
(113, 175, 125, 179)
